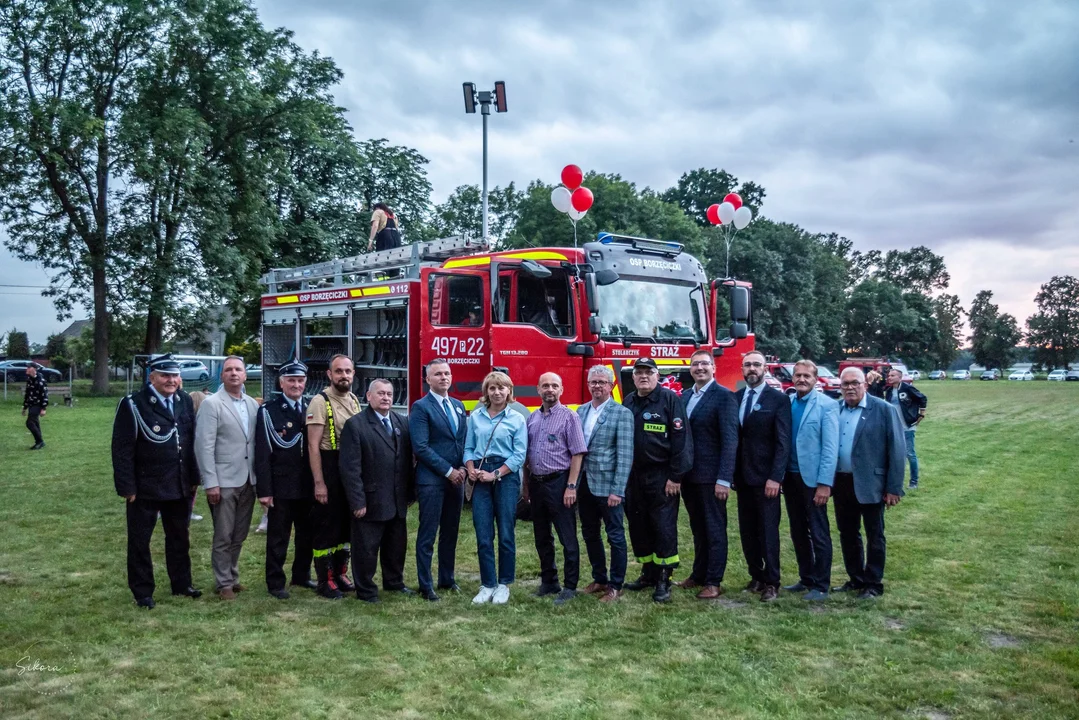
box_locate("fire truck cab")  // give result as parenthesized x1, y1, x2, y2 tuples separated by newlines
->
(259, 234, 754, 412)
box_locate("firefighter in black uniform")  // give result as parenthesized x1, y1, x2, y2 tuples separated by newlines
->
(622, 358, 693, 602)
(111, 354, 202, 609)
(22, 364, 49, 449)
(255, 360, 316, 599)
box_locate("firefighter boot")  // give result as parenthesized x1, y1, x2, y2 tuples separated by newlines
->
(315, 555, 342, 600)
(333, 548, 355, 593)
(653, 566, 673, 603)
(625, 562, 658, 591)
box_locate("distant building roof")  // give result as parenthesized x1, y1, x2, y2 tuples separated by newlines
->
(60, 319, 92, 339)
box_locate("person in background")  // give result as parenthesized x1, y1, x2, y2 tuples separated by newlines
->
(367, 202, 402, 252)
(868, 367, 927, 489)
(22, 363, 48, 450)
(465, 371, 528, 605)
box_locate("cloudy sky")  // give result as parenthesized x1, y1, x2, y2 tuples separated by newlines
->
(2, 0, 1077, 344)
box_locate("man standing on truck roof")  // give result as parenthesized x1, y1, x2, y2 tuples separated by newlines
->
(306, 354, 361, 599)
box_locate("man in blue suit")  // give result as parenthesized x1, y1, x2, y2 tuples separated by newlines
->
(832, 367, 906, 599)
(783, 360, 839, 601)
(678, 350, 739, 599)
(408, 359, 468, 602)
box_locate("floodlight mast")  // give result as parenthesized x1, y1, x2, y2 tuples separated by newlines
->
(462, 81, 507, 245)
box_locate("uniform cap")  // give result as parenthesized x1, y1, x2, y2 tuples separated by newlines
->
(147, 353, 181, 374)
(278, 359, 308, 377)
(633, 357, 658, 370)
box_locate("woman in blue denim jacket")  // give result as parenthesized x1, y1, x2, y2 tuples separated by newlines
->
(465, 371, 528, 605)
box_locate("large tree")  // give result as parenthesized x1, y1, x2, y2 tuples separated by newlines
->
(661, 167, 766, 227)
(427, 182, 523, 245)
(930, 293, 965, 370)
(1026, 275, 1079, 370)
(968, 290, 1022, 370)
(0, 0, 161, 391)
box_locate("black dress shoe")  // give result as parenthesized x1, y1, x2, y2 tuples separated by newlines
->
(269, 588, 290, 600)
(856, 588, 881, 600)
(290, 579, 318, 590)
(356, 594, 381, 604)
(782, 582, 808, 593)
(533, 583, 562, 598)
(831, 581, 861, 593)
(392, 586, 417, 596)
(743, 579, 765, 593)
(31, 442, 45, 450)
(136, 597, 155, 609)
(172, 586, 202, 598)
(420, 589, 441, 602)
(437, 583, 461, 593)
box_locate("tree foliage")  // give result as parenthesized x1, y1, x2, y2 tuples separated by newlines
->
(1025, 275, 1079, 370)
(968, 290, 1022, 370)
(5, 329, 29, 358)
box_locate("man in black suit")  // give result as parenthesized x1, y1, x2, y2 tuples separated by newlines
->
(254, 360, 315, 600)
(409, 359, 468, 601)
(339, 378, 415, 603)
(111, 353, 201, 609)
(678, 350, 739, 599)
(733, 351, 792, 602)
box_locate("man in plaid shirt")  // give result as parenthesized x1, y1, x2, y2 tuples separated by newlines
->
(524, 372, 588, 606)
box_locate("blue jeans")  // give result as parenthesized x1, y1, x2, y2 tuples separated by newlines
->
(905, 430, 920, 486)
(471, 457, 520, 588)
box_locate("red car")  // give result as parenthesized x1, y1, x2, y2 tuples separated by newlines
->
(766, 362, 827, 396)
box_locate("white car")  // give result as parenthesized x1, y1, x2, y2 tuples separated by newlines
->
(909, 370, 921, 381)
(1047, 369, 1068, 381)
(952, 369, 971, 380)
(1008, 370, 1034, 381)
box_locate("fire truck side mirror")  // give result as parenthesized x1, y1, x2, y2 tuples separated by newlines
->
(585, 273, 599, 315)
(730, 286, 749, 324)
(594, 269, 619, 286)
(730, 322, 749, 340)
(520, 260, 551, 279)
(589, 316, 601, 334)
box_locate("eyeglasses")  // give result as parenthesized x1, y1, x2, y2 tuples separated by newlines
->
(690, 361, 713, 367)
(840, 381, 864, 389)
(587, 380, 611, 386)
(742, 362, 764, 369)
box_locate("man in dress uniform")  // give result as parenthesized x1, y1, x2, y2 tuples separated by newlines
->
(623, 358, 693, 603)
(255, 360, 316, 600)
(111, 353, 201, 609)
(306, 354, 361, 599)
(22, 363, 49, 449)
(339, 378, 415, 603)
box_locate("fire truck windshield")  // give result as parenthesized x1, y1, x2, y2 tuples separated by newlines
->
(597, 279, 706, 343)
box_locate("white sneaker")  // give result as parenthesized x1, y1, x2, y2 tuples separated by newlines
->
(492, 584, 510, 604)
(472, 586, 495, 604)
(255, 514, 268, 534)
(190, 512, 203, 522)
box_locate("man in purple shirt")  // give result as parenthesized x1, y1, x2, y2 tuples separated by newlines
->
(524, 372, 588, 606)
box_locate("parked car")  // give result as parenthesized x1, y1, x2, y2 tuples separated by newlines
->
(815, 366, 842, 396)
(838, 357, 913, 383)
(763, 371, 783, 391)
(928, 370, 947, 380)
(1008, 370, 1034, 381)
(1067, 370, 1079, 382)
(909, 370, 922, 381)
(178, 360, 210, 382)
(980, 369, 1000, 381)
(952, 369, 971, 380)
(0, 360, 63, 383)
(766, 362, 826, 396)
(1047, 369, 1068, 381)
(245, 364, 262, 380)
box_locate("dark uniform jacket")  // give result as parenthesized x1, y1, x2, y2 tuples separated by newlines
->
(112, 387, 198, 501)
(23, 375, 48, 409)
(733, 385, 792, 488)
(254, 393, 313, 501)
(623, 386, 692, 482)
(338, 406, 414, 522)
(682, 382, 739, 485)
(869, 380, 927, 428)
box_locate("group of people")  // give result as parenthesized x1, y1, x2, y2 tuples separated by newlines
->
(111, 349, 921, 609)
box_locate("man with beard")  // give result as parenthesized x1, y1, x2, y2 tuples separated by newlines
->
(678, 350, 739, 599)
(623, 358, 692, 603)
(255, 360, 316, 600)
(524, 372, 588, 606)
(306, 355, 361, 599)
(733, 351, 791, 602)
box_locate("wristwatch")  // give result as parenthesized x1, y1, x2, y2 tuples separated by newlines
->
(567, 482, 577, 490)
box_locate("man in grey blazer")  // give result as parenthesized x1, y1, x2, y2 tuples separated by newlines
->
(832, 367, 906, 599)
(576, 365, 634, 603)
(783, 360, 839, 601)
(195, 357, 260, 599)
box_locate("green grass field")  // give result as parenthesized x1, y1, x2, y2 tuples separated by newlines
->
(1, 383, 1077, 719)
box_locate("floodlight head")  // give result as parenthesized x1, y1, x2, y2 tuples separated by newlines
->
(462, 82, 477, 113)
(494, 81, 507, 112)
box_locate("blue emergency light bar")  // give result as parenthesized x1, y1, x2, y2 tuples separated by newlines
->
(597, 232, 683, 254)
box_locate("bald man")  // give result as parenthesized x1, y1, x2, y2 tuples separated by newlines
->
(524, 372, 588, 605)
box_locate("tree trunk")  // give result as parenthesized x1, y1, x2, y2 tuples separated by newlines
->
(144, 306, 164, 354)
(91, 265, 110, 394)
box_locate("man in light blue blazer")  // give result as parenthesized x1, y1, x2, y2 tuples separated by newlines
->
(782, 360, 839, 601)
(408, 359, 468, 602)
(833, 367, 906, 599)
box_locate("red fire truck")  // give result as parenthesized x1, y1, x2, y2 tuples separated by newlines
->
(259, 234, 754, 411)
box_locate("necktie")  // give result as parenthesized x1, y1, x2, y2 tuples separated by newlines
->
(742, 389, 755, 426)
(382, 417, 392, 436)
(443, 398, 457, 432)
(166, 397, 174, 416)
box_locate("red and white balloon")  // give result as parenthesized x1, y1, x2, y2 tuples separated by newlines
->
(707, 193, 752, 230)
(551, 164, 592, 222)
